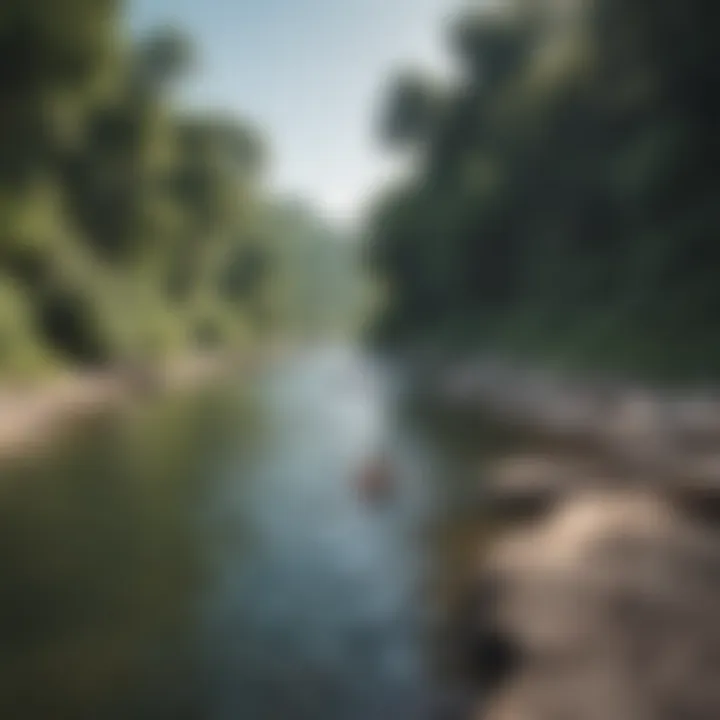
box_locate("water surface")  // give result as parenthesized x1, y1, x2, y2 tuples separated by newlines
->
(0, 347, 459, 720)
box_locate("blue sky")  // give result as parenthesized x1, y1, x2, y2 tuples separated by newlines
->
(129, 0, 456, 225)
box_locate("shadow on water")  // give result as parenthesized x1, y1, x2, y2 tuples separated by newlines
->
(0, 348, 486, 720)
(0, 386, 249, 720)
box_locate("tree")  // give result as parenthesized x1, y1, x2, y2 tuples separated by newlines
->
(367, 0, 720, 379)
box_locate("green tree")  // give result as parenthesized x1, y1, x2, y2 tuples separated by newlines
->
(368, 0, 720, 380)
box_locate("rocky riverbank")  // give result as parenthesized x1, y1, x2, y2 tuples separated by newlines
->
(426, 357, 720, 487)
(425, 358, 720, 719)
(464, 488, 720, 720)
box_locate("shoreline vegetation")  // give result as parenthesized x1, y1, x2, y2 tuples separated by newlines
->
(0, 1, 360, 465)
(367, 0, 720, 383)
(0, 3, 359, 402)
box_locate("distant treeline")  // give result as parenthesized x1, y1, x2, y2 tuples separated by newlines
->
(367, 0, 720, 381)
(0, 0, 355, 378)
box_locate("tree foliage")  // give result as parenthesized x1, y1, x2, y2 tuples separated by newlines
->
(367, 0, 720, 380)
(0, 1, 279, 375)
(261, 199, 361, 340)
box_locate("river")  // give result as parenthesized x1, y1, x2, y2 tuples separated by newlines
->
(0, 346, 478, 720)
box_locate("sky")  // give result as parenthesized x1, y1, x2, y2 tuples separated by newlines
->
(129, 0, 458, 227)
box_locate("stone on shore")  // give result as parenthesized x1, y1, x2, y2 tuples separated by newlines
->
(472, 491, 720, 720)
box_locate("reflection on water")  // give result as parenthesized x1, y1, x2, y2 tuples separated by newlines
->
(0, 348, 443, 720)
(0, 389, 240, 720)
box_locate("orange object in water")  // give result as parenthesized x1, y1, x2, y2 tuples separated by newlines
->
(357, 453, 395, 505)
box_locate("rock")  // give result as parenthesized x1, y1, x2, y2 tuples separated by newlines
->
(471, 491, 720, 719)
(669, 394, 720, 448)
(478, 454, 633, 528)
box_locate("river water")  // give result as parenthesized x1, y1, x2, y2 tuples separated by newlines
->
(0, 346, 475, 720)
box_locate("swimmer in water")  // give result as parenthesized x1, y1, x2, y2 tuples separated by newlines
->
(357, 451, 396, 506)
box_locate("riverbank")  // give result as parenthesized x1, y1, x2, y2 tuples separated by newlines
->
(464, 487, 720, 720)
(423, 356, 720, 492)
(424, 358, 720, 719)
(0, 349, 274, 463)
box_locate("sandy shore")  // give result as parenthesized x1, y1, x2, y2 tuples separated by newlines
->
(0, 350, 272, 462)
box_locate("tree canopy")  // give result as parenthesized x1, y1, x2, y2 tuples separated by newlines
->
(0, 0, 319, 377)
(367, 0, 720, 381)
